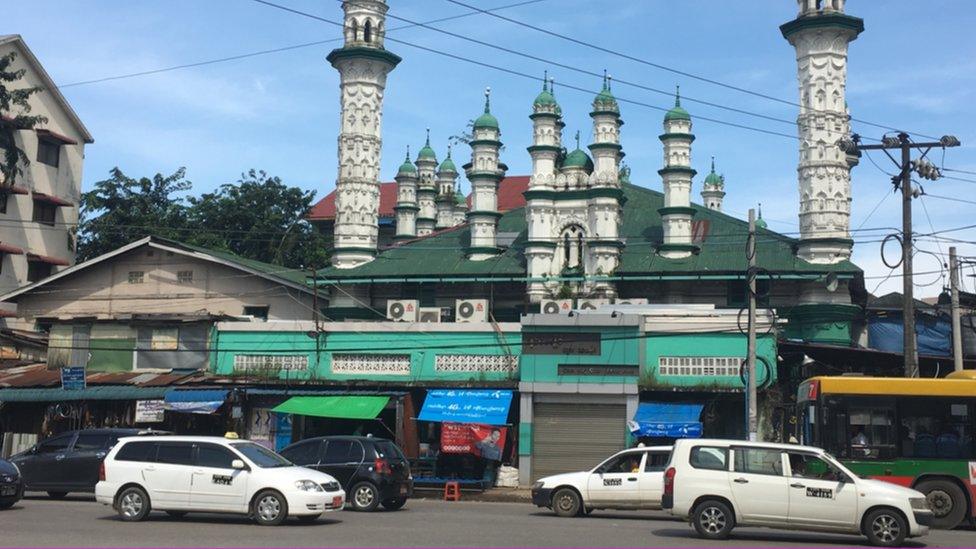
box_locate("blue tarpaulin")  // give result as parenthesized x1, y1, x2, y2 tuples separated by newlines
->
(867, 312, 951, 357)
(164, 389, 228, 414)
(418, 389, 513, 425)
(628, 403, 704, 438)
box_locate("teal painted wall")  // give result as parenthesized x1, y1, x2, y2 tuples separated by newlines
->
(642, 333, 778, 390)
(211, 329, 521, 383)
(519, 326, 641, 384)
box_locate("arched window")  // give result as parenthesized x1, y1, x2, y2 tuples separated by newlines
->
(560, 224, 586, 270)
(350, 19, 358, 42)
(364, 20, 372, 43)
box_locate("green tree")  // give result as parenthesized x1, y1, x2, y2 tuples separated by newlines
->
(78, 167, 192, 260)
(187, 169, 329, 269)
(0, 51, 48, 189)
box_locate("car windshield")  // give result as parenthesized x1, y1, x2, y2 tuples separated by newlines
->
(230, 442, 293, 468)
(820, 452, 860, 479)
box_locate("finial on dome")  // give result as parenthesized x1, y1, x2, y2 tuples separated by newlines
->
(405, 146, 411, 161)
(574, 130, 581, 150)
(425, 127, 430, 146)
(711, 156, 715, 172)
(542, 70, 548, 92)
(484, 87, 491, 113)
(675, 85, 681, 108)
(447, 144, 452, 158)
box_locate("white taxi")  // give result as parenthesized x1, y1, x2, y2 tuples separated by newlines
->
(531, 446, 671, 517)
(663, 439, 933, 547)
(95, 435, 346, 526)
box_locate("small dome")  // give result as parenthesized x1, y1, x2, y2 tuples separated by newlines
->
(563, 148, 593, 170)
(454, 190, 467, 207)
(534, 74, 558, 107)
(665, 86, 691, 122)
(703, 157, 723, 187)
(473, 87, 500, 130)
(438, 147, 457, 173)
(397, 148, 417, 175)
(756, 204, 767, 229)
(417, 129, 437, 161)
(592, 73, 619, 113)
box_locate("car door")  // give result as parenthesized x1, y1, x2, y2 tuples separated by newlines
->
(143, 442, 193, 508)
(189, 443, 248, 512)
(585, 452, 643, 507)
(639, 450, 670, 508)
(785, 451, 858, 529)
(319, 440, 358, 488)
(67, 432, 112, 490)
(21, 433, 76, 489)
(728, 446, 790, 525)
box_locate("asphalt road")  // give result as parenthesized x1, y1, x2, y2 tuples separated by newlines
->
(1, 493, 974, 547)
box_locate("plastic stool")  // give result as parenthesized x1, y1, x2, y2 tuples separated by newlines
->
(443, 481, 461, 501)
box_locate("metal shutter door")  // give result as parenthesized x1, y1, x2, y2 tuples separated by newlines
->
(532, 402, 627, 481)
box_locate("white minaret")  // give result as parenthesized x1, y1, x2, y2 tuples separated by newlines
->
(393, 147, 419, 241)
(782, 0, 863, 264)
(414, 130, 438, 237)
(658, 88, 698, 259)
(464, 88, 507, 260)
(587, 73, 624, 296)
(525, 75, 563, 302)
(327, 0, 400, 268)
(700, 157, 726, 211)
(435, 147, 459, 229)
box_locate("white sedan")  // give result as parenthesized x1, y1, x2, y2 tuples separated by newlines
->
(531, 446, 671, 517)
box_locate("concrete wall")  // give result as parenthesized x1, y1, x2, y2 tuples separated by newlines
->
(0, 38, 88, 297)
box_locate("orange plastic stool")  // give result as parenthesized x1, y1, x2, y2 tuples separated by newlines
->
(443, 481, 461, 501)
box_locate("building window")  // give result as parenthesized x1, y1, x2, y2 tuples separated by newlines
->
(27, 261, 52, 282)
(177, 270, 193, 284)
(128, 271, 145, 284)
(150, 328, 179, 350)
(32, 200, 57, 226)
(36, 138, 60, 168)
(243, 305, 269, 321)
(726, 279, 770, 308)
(363, 19, 372, 42)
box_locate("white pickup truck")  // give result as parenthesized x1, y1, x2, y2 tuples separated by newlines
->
(531, 446, 671, 517)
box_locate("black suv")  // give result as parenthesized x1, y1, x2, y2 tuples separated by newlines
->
(280, 436, 412, 512)
(0, 458, 23, 509)
(10, 428, 168, 498)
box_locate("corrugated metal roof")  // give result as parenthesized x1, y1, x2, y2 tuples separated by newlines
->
(0, 386, 169, 401)
(0, 363, 208, 389)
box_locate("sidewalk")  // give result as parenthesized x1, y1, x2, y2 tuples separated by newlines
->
(413, 486, 533, 503)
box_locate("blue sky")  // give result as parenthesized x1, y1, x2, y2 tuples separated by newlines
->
(8, 0, 976, 297)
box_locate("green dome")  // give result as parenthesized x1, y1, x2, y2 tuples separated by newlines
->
(397, 148, 417, 175)
(563, 148, 593, 170)
(454, 190, 467, 206)
(756, 205, 767, 229)
(438, 148, 457, 173)
(703, 157, 723, 187)
(473, 88, 500, 130)
(592, 73, 618, 112)
(417, 129, 437, 161)
(534, 73, 559, 108)
(665, 86, 691, 122)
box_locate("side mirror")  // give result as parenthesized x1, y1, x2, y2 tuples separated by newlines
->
(231, 459, 246, 470)
(29, 445, 38, 455)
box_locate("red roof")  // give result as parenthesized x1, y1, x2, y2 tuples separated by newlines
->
(26, 252, 70, 266)
(0, 242, 25, 255)
(308, 176, 531, 222)
(32, 192, 73, 207)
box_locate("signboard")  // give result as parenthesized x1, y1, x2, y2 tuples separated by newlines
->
(440, 423, 508, 461)
(60, 367, 86, 390)
(523, 332, 601, 355)
(418, 389, 513, 425)
(558, 364, 638, 376)
(135, 400, 165, 423)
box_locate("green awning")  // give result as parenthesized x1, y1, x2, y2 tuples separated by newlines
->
(0, 386, 169, 402)
(272, 396, 390, 420)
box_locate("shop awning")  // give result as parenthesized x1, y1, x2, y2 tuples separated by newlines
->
(418, 389, 513, 425)
(0, 386, 169, 402)
(164, 389, 228, 414)
(31, 193, 74, 207)
(628, 403, 704, 438)
(26, 252, 70, 266)
(0, 242, 25, 255)
(272, 396, 389, 419)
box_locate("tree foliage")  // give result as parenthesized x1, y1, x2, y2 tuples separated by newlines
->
(79, 167, 329, 269)
(0, 51, 48, 189)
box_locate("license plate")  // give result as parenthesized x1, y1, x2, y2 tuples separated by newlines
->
(399, 485, 408, 495)
(0, 486, 15, 496)
(332, 496, 343, 508)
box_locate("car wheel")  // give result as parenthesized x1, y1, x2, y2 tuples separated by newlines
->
(253, 489, 289, 526)
(349, 482, 380, 512)
(864, 508, 908, 547)
(47, 491, 67, 499)
(165, 511, 187, 519)
(296, 514, 321, 523)
(551, 488, 582, 517)
(916, 479, 966, 529)
(691, 500, 735, 540)
(381, 497, 407, 511)
(117, 486, 151, 522)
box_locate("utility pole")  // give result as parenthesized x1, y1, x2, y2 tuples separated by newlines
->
(842, 133, 960, 378)
(746, 208, 758, 442)
(950, 247, 963, 372)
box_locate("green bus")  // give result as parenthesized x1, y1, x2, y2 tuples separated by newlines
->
(796, 371, 976, 529)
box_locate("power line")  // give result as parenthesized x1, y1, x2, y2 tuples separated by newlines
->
(56, 0, 549, 89)
(441, 0, 945, 142)
(923, 193, 976, 207)
(943, 167, 976, 177)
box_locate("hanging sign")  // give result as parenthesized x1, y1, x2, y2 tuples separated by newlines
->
(60, 367, 85, 390)
(135, 400, 165, 423)
(440, 423, 507, 461)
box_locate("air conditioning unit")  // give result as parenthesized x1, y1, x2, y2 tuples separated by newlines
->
(387, 299, 418, 322)
(614, 298, 649, 305)
(577, 298, 611, 310)
(455, 299, 489, 323)
(540, 299, 573, 314)
(418, 307, 442, 323)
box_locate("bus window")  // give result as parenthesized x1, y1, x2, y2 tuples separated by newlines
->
(847, 405, 896, 459)
(899, 398, 975, 459)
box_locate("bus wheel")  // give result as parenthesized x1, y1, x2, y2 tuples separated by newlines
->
(916, 479, 966, 529)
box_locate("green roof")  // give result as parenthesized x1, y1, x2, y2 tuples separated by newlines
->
(665, 86, 691, 122)
(474, 88, 499, 130)
(454, 190, 467, 206)
(563, 148, 593, 170)
(417, 130, 436, 161)
(398, 148, 417, 174)
(438, 148, 458, 173)
(316, 183, 860, 281)
(592, 73, 619, 113)
(272, 395, 389, 419)
(154, 237, 311, 287)
(703, 157, 723, 187)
